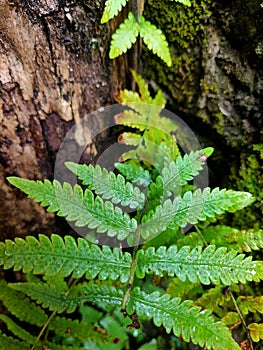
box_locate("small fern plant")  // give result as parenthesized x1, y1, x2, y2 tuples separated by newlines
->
(101, 0, 191, 66)
(2, 116, 263, 349)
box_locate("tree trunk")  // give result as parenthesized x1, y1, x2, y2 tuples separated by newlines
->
(0, 0, 127, 239)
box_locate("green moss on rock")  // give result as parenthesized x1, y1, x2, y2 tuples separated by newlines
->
(230, 144, 263, 229)
(143, 0, 211, 111)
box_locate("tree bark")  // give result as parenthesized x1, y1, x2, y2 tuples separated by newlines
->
(0, 0, 127, 239)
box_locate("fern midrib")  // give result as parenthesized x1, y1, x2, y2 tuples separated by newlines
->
(6, 251, 131, 270)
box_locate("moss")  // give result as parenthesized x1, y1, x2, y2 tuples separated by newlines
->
(230, 144, 263, 229)
(143, 0, 212, 111)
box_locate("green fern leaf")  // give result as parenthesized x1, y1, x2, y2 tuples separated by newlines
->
(152, 89, 166, 108)
(130, 69, 152, 102)
(0, 334, 31, 350)
(171, 0, 191, 6)
(203, 225, 263, 252)
(10, 282, 124, 314)
(101, 0, 128, 23)
(0, 234, 132, 282)
(50, 317, 116, 343)
(136, 245, 260, 285)
(161, 147, 214, 196)
(118, 89, 142, 104)
(127, 287, 240, 350)
(138, 15, 172, 66)
(115, 160, 152, 186)
(7, 177, 137, 240)
(237, 295, 263, 314)
(0, 280, 47, 326)
(65, 162, 145, 209)
(0, 314, 36, 344)
(9, 282, 76, 313)
(110, 12, 139, 58)
(141, 187, 255, 240)
(248, 323, 263, 342)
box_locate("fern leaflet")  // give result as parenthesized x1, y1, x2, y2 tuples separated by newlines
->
(0, 314, 35, 344)
(10, 282, 124, 314)
(101, 0, 128, 23)
(0, 234, 132, 282)
(0, 280, 47, 326)
(49, 316, 116, 343)
(202, 225, 263, 252)
(140, 187, 255, 239)
(130, 68, 152, 102)
(248, 323, 263, 342)
(136, 245, 261, 285)
(7, 177, 137, 240)
(115, 160, 152, 186)
(65, 162, 145, 209)
(110, 12, 139, 58)
(237, 295, 263, 314)
(161, 147, 214, 196)
(0, 334, 31, 350)
(138, 15, 172, 66)
(126, 287, 240, 350)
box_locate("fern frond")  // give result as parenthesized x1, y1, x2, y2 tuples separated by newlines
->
(237, 295, 263, 314)
(115, 106, 177, 135)
(130, 69, 151, 102)
(127, 287, 240, 350)
(10, 282, 124, 314)
(110, 12, 139, 58)
(138, 15, 172, 66)
(115, 160, 152, 186)
(0, 334, 30, 350)
(136, 245, 260, 285)
(49, 317, 116, 343)
(65, 162, 145, 209)
(0, 280, 47, 326)
(0, 314, 35, 344)
(141, 187, 255, 239)
(9, 282, 76, 313)
(248, 323, 263, 342)
(7, 177, 137, 240)
(161, 147, 214, 196)
(0, 234, 132, 282)
(203, 225, 263, 252)
(101, 0, 128, 23)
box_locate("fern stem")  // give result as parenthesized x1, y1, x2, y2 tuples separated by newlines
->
(195, 225, 208, 247)
(121, 226, 141, 311)
(228, 287, 254, 349)
(31, 308, 57, 350)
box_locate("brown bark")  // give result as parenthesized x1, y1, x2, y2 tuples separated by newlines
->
(0, 0, 127, 239)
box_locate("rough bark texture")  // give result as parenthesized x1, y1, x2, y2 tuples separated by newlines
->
(0, 0, 127, 239)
